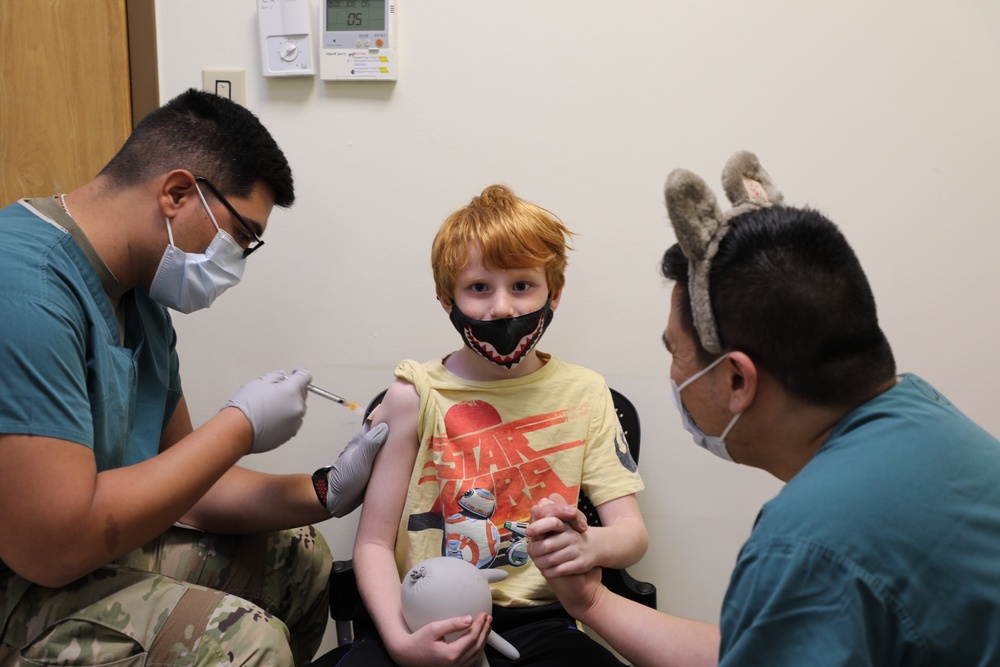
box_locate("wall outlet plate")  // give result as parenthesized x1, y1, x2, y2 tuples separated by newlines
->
(202, 68, 247, 106)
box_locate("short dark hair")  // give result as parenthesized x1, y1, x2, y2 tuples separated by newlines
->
(99, 88, 294, 207)
(662, 205, 895, 406)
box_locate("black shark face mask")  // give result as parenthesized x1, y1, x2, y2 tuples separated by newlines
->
(448, 298, 553, 369)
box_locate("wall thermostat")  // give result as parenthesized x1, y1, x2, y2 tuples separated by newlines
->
(319, 0, 397, 81)
(257, 0, 315, 77)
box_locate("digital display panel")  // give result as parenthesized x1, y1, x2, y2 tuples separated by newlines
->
(326, 0, 386, 32)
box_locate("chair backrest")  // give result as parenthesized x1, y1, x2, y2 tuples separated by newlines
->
(609, 387, 641, 463)
(362, 387, 640, 528)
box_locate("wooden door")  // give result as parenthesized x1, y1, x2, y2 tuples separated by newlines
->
(0, 0, 134, 202)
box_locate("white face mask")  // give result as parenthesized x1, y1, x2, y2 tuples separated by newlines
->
(670, 353, 742, 462)
(148, 183, 245, 313)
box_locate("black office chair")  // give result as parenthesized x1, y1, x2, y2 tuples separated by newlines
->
(312, 388, 656, 663)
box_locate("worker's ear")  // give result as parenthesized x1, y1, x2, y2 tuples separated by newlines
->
(158, 169, 198, 217)
(723, 351, 757, 415)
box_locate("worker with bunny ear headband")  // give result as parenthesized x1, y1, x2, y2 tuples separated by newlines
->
(529, 151, 1000, 667)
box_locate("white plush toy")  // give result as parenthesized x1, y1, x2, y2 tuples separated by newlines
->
(401, 557, 520, 667)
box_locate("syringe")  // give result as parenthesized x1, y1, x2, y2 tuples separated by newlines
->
(307, 384, 361, 411)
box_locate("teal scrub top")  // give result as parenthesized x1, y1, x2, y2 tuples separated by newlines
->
(719, 375, 1000, 665)
(0, 200, 182, 472)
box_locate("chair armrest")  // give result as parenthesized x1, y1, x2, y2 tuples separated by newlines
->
(329, 559, 359, 620)
(601, 566, 657, 609)
(329, 559, 360, 647)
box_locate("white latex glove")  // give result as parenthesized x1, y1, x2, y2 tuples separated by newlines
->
(317, 421, 389, 517)
(225, 367, 312, 454)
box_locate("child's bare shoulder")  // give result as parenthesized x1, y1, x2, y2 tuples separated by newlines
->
(368, 378, 419, 429)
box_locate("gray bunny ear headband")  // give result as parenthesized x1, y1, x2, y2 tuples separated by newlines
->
(664, 151, 784, 353)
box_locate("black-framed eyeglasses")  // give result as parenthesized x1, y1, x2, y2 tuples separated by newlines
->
(194, 176, 264, 258)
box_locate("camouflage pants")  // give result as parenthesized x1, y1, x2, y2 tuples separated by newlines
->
(0, 526, 332, 666)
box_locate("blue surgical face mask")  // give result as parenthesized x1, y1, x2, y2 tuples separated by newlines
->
(148, 183, 245, 313)
(670, 353, 742, 462)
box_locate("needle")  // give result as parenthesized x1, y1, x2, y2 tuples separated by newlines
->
(307, 384, 360, 411)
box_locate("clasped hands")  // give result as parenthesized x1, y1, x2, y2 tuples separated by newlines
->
(525, 493, 605, 617)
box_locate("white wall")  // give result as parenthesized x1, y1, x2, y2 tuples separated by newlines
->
(156, 0, 1000, 655)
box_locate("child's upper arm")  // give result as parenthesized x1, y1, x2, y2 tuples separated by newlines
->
(355, 378, 421, 550)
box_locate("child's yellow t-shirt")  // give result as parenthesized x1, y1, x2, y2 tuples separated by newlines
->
(392, 353, 645, 607)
